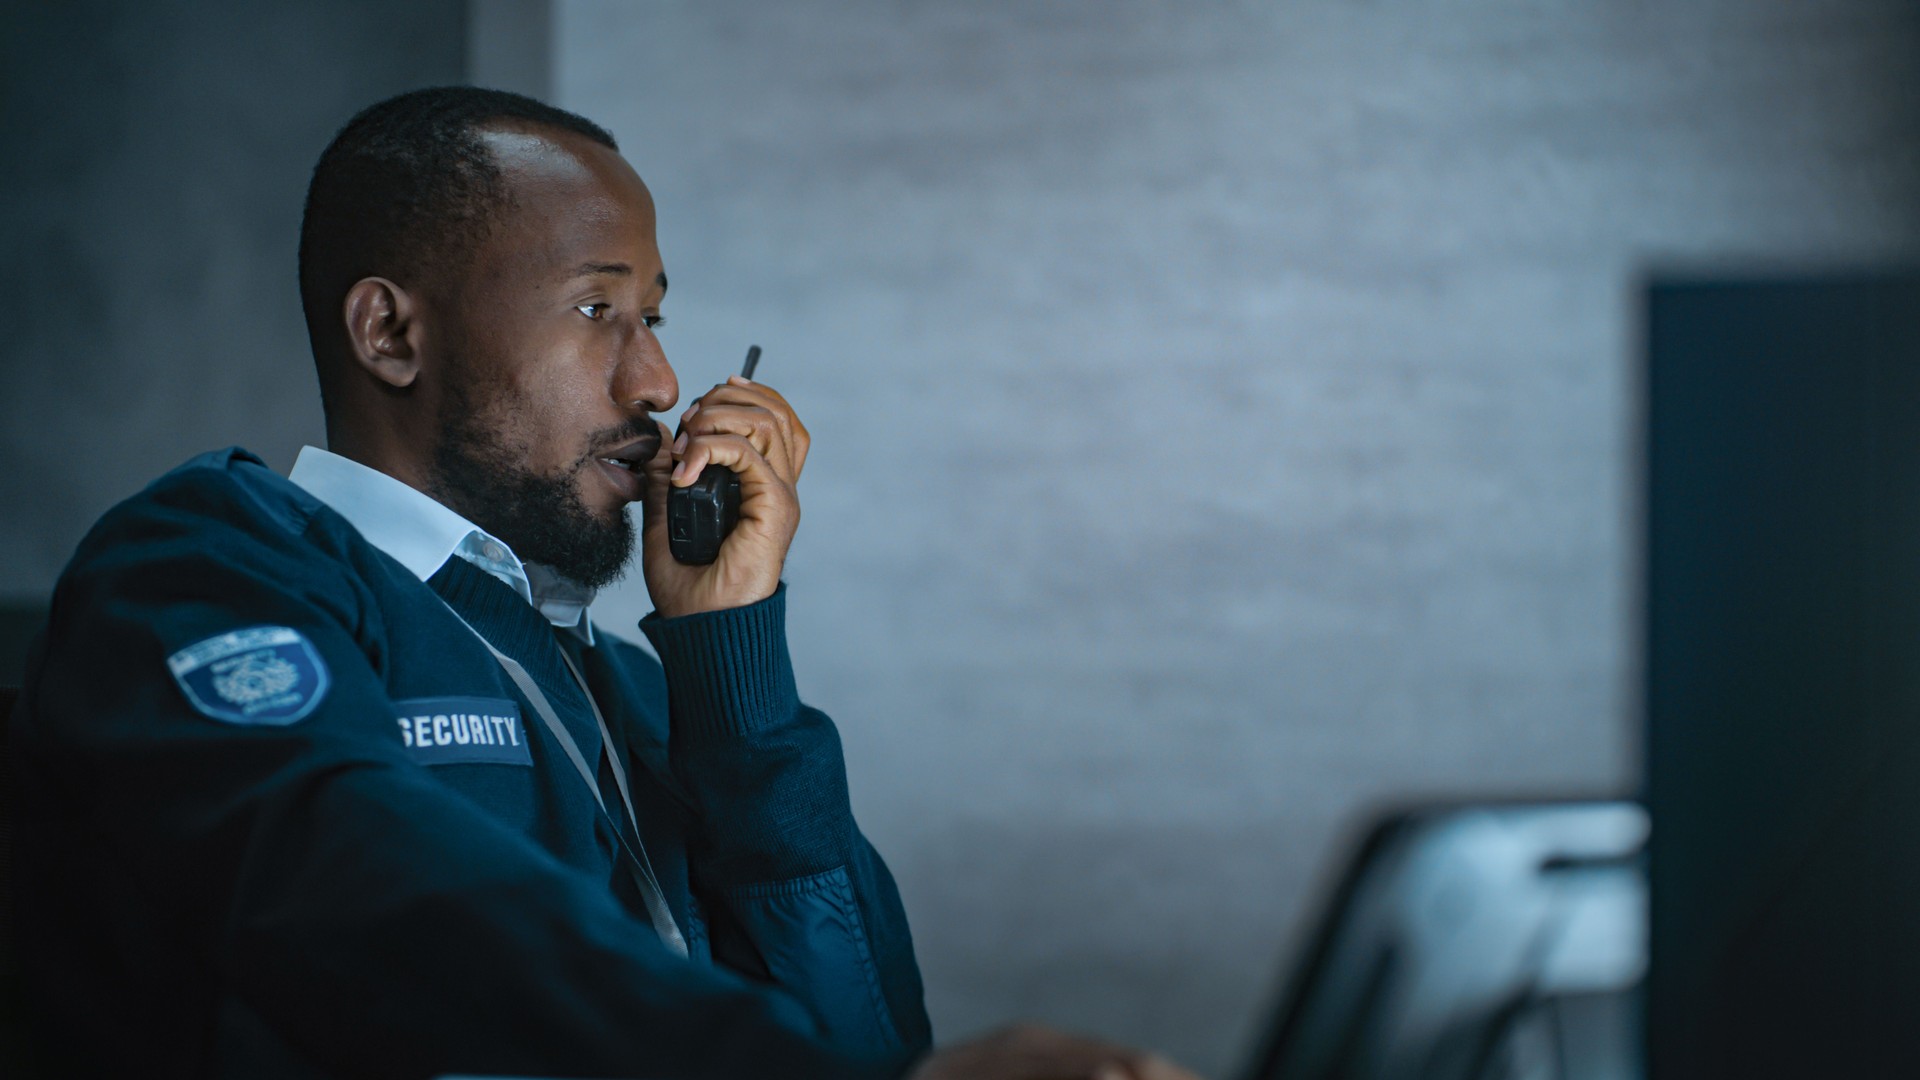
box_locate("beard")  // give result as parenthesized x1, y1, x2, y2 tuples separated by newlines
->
(426, 377, 642, 590)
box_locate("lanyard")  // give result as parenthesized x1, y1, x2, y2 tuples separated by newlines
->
(555, 647, 641, 849)
(437, 603, 688, 958)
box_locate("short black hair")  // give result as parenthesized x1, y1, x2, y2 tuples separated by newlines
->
(297, 86, 618, 410)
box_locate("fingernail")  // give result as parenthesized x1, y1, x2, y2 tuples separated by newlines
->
(671, 461, 686, 483)
(684, 401, 700, 418)
(728, 374, 752, 385)
(673, 432, 688, 453)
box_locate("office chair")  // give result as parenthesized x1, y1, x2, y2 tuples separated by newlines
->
(1, 684, 40, 1077)
(1, 684, 17, 983)
(1244, 799, 1647, 1080)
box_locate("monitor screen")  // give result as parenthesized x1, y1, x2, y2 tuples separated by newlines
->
(1643, 270, 1920, 1079)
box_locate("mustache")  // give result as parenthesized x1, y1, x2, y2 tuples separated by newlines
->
(577, 418, 663, 466)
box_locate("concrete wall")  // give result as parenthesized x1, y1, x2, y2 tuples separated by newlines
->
(0, 1, 466, 603)
(468, 0, 552, 101)
(556, 3, 1920, 1074)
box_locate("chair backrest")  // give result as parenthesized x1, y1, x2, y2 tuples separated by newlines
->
(1243, 799, 1647, 1080)
(0, 684, 36, 1078)
(1, 684, 20, 975)
(0, 685, 15, 958)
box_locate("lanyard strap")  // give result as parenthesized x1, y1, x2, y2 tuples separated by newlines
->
(554, 647, 642, 844)
(437, 604, 688, 958)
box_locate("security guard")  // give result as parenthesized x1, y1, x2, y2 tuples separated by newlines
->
(9, 87, 1199, 1080)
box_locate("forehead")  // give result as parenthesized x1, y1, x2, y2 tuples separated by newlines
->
(473, 124, 658, 280)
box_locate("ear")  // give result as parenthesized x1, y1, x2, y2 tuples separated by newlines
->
(341, 277, 423, 389)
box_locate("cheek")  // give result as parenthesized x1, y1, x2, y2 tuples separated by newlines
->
(503, 360, 608, 471)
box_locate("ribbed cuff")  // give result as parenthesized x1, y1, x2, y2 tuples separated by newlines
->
(639, 583, 798, 738)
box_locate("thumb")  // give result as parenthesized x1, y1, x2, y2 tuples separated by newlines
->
(638, 420, 674, 530)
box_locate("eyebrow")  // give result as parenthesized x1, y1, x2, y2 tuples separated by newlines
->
(567, 262, 669, 295)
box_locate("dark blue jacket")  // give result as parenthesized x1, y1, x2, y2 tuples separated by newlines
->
(8, 448, 931, 1079)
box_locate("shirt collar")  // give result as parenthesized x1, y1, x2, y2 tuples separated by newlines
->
(287, 445, 596, 643)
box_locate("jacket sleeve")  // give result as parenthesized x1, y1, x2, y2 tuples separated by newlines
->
(15, 476, 916, 1080)
(641, 586, 935, 1057)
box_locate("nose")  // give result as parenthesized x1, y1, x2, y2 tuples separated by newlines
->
(613, 324, 678, 416)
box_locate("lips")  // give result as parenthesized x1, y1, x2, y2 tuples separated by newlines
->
(596, 435, 661, 473)
(591, 435, 661, 502)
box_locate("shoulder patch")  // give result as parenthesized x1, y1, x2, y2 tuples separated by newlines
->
(167, 626, 330, 726)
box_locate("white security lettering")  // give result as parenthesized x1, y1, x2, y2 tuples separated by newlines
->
(390, 700, 528, 764)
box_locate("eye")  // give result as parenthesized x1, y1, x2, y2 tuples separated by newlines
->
(643, 314, 667, 330)
(576, 302, 610, 320)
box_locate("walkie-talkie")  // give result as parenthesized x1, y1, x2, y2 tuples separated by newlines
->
(667, 345, 761, 565)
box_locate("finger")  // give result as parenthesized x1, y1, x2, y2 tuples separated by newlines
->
(675, 403, 793, 481)
(682, 379, 810, 479)
(725, 370, 786, 400)
(638, 419, 677, 530)
(996, 1026, 1150, 1079)
(688, 379, 809, 469)
(676, 392, 786, 475)
(671, 432, 781, 493)
(1082, 1054, 1189, 1080)
(1037, 1037, 1192, 1080)
(680, 380, 788, 428)
(1125, 1055, 1203, 1080)
(644, 418, 674, 473)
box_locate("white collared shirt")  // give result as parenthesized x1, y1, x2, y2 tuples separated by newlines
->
(287, 445, 596, 643)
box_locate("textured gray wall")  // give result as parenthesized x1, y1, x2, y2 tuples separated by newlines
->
(0, 1, 466, 600)
(558, 2, 1920, 1075)
(468, 0, 552, 101)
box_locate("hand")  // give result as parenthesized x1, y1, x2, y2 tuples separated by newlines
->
(639, 375, 811, 618)
(907, 1024, 1203, 1080)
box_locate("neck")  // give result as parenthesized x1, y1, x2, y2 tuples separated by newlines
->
(325, 421, 439, 504)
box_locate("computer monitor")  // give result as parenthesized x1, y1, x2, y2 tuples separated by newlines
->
(1643, 270, 1920, 1079)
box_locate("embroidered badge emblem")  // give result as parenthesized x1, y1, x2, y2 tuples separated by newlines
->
(168, 626, 330, 725)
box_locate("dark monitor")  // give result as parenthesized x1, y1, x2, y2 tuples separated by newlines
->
(1643, 270, 1920, 1079)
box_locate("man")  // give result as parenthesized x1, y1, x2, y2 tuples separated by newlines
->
(9, 87, 1196, 1080)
